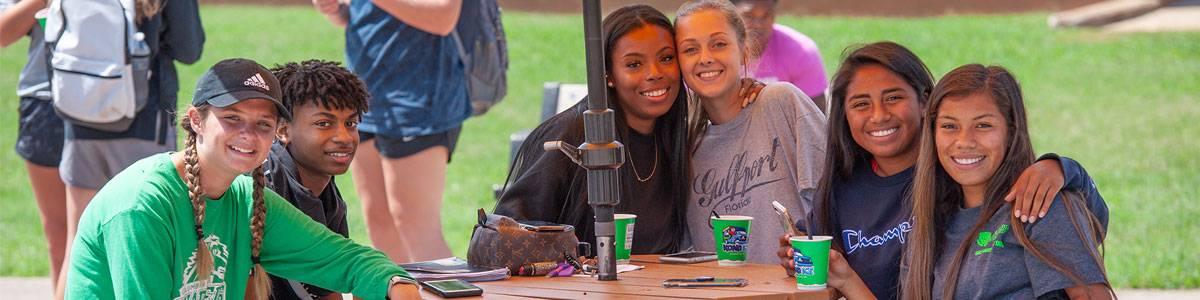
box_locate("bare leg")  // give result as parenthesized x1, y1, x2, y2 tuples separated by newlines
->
(381, 146, 452, 262)
(351, 139, 410, 263)
(27, 162, 67, 295)
(57, 185, 98, 300)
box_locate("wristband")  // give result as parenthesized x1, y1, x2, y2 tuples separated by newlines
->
(386, 275, 420, 299)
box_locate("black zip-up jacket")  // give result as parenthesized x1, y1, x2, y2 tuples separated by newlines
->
(262, 142, 349, 300)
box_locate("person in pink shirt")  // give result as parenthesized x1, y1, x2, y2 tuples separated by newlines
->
(735, 0, 829, 113)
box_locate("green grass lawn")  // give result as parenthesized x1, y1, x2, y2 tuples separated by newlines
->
(2, 5, 1197, 288)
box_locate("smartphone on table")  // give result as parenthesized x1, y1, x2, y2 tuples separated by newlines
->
(419, 279, 484, 298)
(658, 250, 718, 264)
(662, 277, 748, 288)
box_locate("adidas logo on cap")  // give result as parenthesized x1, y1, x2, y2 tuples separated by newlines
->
(244, 73, 270, 90)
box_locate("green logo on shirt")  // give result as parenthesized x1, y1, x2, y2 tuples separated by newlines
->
(974, 224, 1009, 256)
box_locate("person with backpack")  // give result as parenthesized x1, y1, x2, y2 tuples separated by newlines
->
(313, 0, 504, 262)
(43, 0, 202, 297)
(1, 0, 69, 296)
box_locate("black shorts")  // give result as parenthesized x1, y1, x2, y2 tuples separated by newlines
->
(359, 126, 461, 162)
(15, 97, 65, 168)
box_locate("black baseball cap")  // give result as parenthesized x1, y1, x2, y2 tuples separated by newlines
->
(191, 58, 291, 120)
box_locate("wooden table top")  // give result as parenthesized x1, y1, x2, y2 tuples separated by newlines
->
(420, 254, 836, 299)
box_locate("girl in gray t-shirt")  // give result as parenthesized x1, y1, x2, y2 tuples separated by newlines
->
(902, 64, 1112, 300)
(673, 1, 827, 265)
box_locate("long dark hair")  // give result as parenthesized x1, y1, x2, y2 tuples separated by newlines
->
(498, 4, 690, 253)
(901, 64, 1111, 300)
(816, 41, 933, 252)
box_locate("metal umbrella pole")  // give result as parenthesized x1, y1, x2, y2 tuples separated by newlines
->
(543, 0, 624, 281)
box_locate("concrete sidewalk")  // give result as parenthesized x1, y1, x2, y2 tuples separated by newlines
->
(1104, 0, 1200, 32)
(1049, 0, 1200, 32)
(6, 276, 1199, 299)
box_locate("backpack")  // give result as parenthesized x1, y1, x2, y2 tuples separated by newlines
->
(452, 0, 508, 117)
(44, 0, 151, 132)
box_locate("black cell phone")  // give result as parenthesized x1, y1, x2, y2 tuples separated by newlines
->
(662, 277, 748, 288)
(658, 251, 718, 264)
(419, 279, 484, 298)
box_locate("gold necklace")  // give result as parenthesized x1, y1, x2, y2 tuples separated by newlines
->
(627, 138, 658, 182)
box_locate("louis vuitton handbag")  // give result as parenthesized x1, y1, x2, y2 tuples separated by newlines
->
(467, 209, 579, 275)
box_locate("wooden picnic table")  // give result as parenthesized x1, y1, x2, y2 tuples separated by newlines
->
(420, 254, 837, 299)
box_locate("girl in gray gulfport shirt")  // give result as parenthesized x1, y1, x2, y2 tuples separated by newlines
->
(674, 0, 826, 264)
(902, 64, 1112, 300)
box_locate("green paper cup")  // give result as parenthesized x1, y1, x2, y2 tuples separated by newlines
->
(711, 215, 753, 266)
(790, 236, 832, 290)
(614, 214, 636, 264)
(35, 9, 49, 29)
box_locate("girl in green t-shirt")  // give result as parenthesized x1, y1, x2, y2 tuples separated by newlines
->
(65, 59, 420, 300)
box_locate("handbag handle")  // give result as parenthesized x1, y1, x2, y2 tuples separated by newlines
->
(474, 208, 505, 231)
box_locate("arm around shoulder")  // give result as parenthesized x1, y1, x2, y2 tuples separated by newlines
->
(1037, 153, 1107, 227)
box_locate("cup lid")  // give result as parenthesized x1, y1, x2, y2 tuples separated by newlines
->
(710, 215, 753, 221)
(789, 235, 833, 242)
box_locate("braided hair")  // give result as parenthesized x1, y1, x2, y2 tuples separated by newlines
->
(181, 105, 214, 282)
(181, 104, 274, 300)
(248, 165, 270, 300)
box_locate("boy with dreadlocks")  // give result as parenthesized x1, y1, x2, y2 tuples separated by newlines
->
(260, 59, 371, 300)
